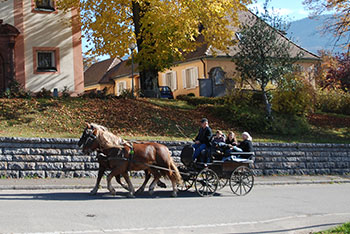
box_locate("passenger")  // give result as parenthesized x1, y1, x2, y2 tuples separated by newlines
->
(192, 118, 212, 161)
(237, 132, 254, 159)
(211, 130, 226, 148)
(225, 131, 243, 154)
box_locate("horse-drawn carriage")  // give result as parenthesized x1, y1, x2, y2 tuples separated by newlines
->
(177, 145, 255, 197)
(79, 123, 255, 198)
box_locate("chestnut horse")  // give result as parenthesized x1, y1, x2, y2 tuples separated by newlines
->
(80, 125, 182, 197)
(78, 123, 166, 195)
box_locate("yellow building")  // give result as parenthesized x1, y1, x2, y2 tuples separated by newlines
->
(84, 11, 319, 98)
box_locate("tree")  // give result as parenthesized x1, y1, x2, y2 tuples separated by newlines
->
(57, 0, 251, 97)
(234, 0, 302, 118)
(325, 53, 350, 92)
(303, 0, 350, 51)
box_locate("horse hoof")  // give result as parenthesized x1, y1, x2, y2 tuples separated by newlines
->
(127, 193, 135, 198)
(149, 190, 155, 196)
(90, 189, 98, 195)
(135, 189, 144, 195)
(109, 189, 116, 196)
(171, 192, 177, 198)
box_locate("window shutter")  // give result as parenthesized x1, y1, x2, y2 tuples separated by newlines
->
(116, 82, 120, 96)
(172, 71, 177, 90)
(182, 69, 187, 89)
(162, 74, 166, 86)
(194, 67, 199, 87)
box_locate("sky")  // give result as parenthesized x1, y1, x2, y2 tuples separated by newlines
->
(251, 0, 310, 21)
(83, 0, 312, 60)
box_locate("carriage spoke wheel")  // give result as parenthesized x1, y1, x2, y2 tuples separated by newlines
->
(177, 177, 194, 192)
(195, 168, 219, 197)
(218, 178, 229, 190)
(229, 166, 254, 196)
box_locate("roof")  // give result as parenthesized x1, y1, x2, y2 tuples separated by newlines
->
(85, 10, 319, 88)
(185, 10, 320, 61)
(101, 60, 139, 82)
(84, 58, 121, 87)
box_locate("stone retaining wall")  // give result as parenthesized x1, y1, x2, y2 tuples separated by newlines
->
(0, 137, 349, 178)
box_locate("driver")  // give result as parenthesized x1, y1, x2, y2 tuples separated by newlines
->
(192, 118, 212, 161)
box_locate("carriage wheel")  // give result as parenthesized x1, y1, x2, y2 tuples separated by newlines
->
(177, 178, 194, 192)
(195, 168, 219, 197)
(218, 178, 229, 190)
(229, 166, 254, 196)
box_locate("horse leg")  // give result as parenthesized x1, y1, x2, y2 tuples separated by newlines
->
(115, 174, 129, 191)
(135, 170, 151, 194)
(122, 172, 135, 198)
(170, 177, 178, 197)
(107, 167, 124, 195)
(91, 168, 104, 195)
(157, 180, 167, 188)
(148, 176, 160, 196)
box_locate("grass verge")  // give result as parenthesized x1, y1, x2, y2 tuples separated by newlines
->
(315, 222, 350, 233)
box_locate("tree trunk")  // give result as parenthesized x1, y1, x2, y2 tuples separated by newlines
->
(131, 1, 160, 98)
(262, 89, 272, 119)
(139, 68, 160, 98)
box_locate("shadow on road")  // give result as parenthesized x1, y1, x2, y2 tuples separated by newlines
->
(0, 190, 227, 201)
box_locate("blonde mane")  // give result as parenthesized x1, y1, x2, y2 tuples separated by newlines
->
(90, 123, 127, 149)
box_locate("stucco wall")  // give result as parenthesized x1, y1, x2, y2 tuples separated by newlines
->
(0, 0, 14, 26)
(23, 0, 77, 93)
(159, 60, 205, 97)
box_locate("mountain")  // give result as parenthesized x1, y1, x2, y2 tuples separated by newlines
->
(287, 14, 347, 55)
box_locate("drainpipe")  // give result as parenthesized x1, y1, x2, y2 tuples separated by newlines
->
(200, 58, 207, 78)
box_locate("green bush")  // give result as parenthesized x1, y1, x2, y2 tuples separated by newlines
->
(36, 88, 52, 98)
(272, 73, 315, 115)
(210, 104, 310, 135)
(177, 95, 225, 106)
(316, 89, 350, 115)
(0, 79, 32, 98)
(225, 89, 269, 108)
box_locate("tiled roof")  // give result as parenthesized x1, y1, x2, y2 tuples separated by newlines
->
(84, 58, 121, 86)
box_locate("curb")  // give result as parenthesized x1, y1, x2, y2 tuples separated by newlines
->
(255, 180, 350, 186)
(1, 180, 350, 190)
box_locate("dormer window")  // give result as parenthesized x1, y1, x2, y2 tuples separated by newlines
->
(35, 0, 55, 12)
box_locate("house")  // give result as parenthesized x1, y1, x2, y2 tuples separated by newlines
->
(0, 0, 84, 95)
(84, 10, 320, 98)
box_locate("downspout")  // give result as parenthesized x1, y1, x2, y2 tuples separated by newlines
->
(200, 58, 207, 78)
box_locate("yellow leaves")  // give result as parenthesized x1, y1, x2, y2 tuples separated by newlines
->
(57, 0, 252, 70)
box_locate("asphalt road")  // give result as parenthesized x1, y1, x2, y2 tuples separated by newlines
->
(0, 184, 349, 234)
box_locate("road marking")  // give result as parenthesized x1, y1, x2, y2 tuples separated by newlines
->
(12, 213, 350, 234)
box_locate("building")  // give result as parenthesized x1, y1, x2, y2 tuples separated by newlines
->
(84, 10, 320, 98)
(0, 0, 84, 95)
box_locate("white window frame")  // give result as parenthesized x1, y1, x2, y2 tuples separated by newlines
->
(116, 81, 127, 96)
(182, 67, 199, 89)
(162, 71, 177, 91)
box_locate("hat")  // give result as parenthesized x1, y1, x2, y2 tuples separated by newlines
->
(200, 118, 208, 123)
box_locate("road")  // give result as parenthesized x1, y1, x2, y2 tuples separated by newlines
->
(0, 183, 349, 234)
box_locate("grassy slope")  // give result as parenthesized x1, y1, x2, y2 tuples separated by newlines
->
(0, 97, 349, 143)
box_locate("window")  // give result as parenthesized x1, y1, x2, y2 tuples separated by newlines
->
(117, 81, 127, 96)
(35, 0, 55, 11)
(162, 71, 177, 91)
(182, 67, 199, 89)
(37, 51, 56, 72)
(33, 47, 60, 74)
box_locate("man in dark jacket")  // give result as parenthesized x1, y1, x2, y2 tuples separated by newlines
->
(192, 118, 212, 160)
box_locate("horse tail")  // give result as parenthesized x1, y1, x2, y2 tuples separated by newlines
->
(169, 156, 182, 185)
